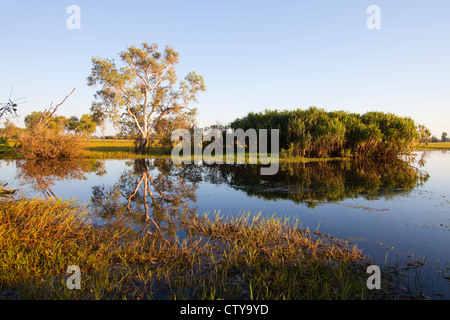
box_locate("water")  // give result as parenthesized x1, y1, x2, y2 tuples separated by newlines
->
(1, 151, 449, 298)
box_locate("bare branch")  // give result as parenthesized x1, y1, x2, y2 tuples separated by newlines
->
(35, 88, 76, 131)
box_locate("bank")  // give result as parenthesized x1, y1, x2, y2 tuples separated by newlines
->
(0, 197, 399, 300)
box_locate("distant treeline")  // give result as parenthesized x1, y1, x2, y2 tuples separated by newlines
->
(230, 107, 421, 159)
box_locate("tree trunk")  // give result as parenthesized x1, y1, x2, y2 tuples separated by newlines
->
(136, 137, 148, 154)
(100, 124, 106, 143)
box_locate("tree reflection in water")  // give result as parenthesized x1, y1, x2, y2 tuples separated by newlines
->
(16, 158, 105, 198)
(91, 159, 199, 242)
(16, 156, 429, 242)
(197, 159, 429, 208)
(90, 158, 428, 236)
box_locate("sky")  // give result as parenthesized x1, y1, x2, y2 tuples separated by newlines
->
(1, 0, 449, 137)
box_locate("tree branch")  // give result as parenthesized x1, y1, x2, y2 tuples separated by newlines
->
(36, 88, 76, 132)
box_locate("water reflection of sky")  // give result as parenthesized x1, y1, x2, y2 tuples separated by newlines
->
(1, 151, 449, 297)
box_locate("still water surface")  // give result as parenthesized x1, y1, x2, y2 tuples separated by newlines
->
(1, 150, 449, 298)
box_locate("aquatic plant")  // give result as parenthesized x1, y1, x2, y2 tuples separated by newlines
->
(230, 107, 422, 160)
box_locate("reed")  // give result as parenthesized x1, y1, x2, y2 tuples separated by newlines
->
(0, 197, 394, 300)
(230, 107, 422, 160)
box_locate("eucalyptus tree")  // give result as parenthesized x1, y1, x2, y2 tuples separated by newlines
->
(65, 114, 97, 138)
(87, 43, 206, 154)
(90, 102, 107, 142)
(25, 111, 68, 134)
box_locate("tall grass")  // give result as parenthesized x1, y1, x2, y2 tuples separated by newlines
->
(0, 198, 140, 299)
(0, 198, 389, 300)
(175, 211, 377, 299)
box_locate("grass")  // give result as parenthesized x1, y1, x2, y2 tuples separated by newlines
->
(415, 142, 450, 150)
(87, 139, 450, 162)
(85, 139, 349, 163)
(174, 211, 377, 299)
(6, 138, 448, 161)
(0, 197, 393, 300)
(86, 139, 158, 159)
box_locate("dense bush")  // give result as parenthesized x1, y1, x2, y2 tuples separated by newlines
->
(230, 107, 421, 159)
(17, 127, 86, 160)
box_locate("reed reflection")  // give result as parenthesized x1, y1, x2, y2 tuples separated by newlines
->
(197, 159, 429, 207)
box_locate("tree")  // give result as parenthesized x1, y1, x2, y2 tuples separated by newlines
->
(78, 114, 97, 138)
(417, 124, 431, 144)
(66, 114, 97, 138)
(24, 111, 45, 130)
(87, 42, 206, 154)
(52, 115, 69, 133)
(91, 102, 107, 142)
(66, 116, 80, 133)
(442, 132, 448, 142)
(1, 119, 19, 139)
(25, 112, 68, 134)
(230, 108, 419, 159)
(152, 111, 196, 154)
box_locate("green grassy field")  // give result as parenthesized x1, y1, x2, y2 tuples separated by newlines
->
(416, 142, 450, 150)
(3, 138, 449, 162)
(87, 139, 450, 158)
(86, 139, 348, 162)
(9, 137, 449, 162)
(86, 139, 170, 159)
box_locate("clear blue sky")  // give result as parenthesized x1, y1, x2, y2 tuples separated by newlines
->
(1, 0, 449, 136)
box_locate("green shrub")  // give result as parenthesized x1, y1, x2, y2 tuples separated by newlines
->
(230, 107, 421, 160)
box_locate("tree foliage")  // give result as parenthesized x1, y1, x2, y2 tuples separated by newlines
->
(87, 42, 206, 154)
(66, 114, 97, 138)
(0, 119, 20, 139)
(90, 102, 107, 142)
(230, 107, 422, 160)
(152, 111, 196, 154)
(1, 94, 21, 158)
(25, 111, 68, 134)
